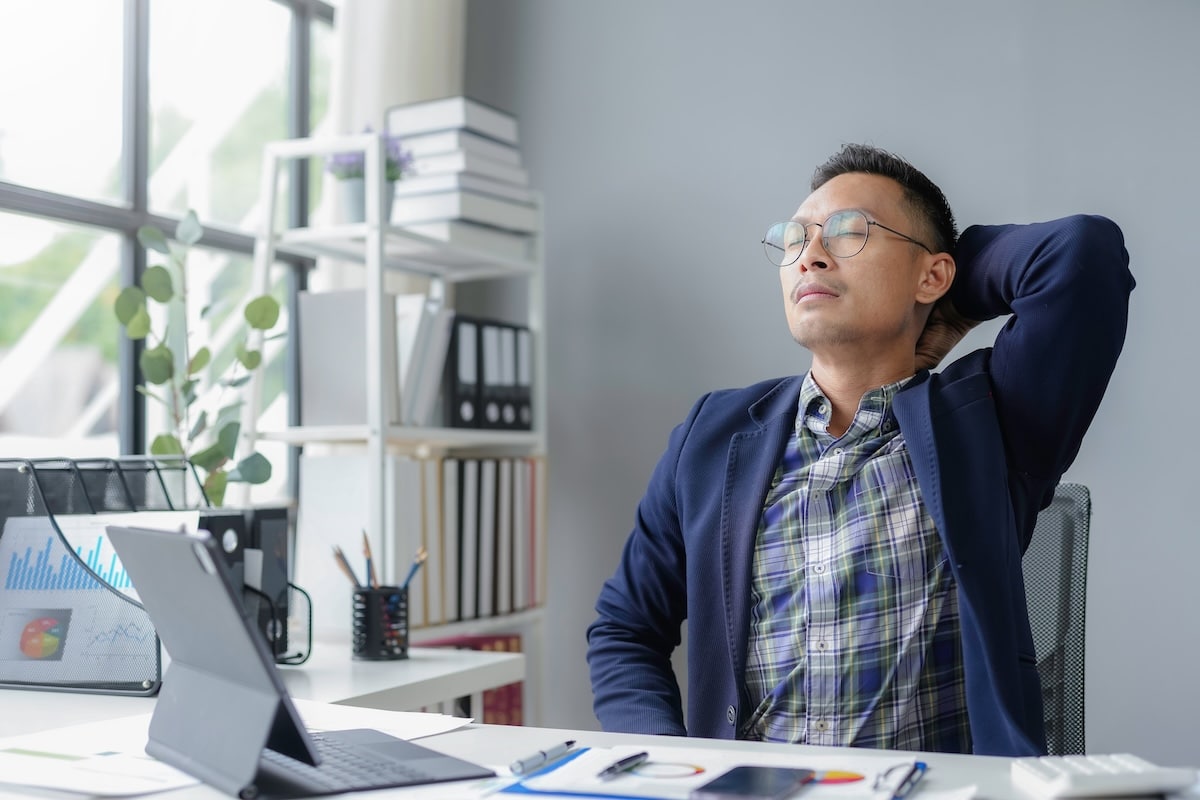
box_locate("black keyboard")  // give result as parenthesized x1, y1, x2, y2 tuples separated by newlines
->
(259, 733, 434, 793)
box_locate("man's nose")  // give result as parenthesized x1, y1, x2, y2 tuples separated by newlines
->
(798, 232, 830, 271)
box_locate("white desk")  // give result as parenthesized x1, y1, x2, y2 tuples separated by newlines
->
(1, 699, 1198, 800)
(0, 641, 522, 739)
(0, 712, 1114, 800)
(278, 637, 524, 711)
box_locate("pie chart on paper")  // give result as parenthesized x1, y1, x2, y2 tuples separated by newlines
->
(20, 617, 66, 659)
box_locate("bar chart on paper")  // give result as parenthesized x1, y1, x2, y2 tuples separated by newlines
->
(4, 534, 132, 592)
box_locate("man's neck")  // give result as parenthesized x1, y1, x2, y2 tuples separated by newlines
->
(809, 357, 917, 437)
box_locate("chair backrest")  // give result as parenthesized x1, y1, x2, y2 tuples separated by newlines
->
(1021, 482, 1091, 755)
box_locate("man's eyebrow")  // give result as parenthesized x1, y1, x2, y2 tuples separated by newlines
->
(790, 206, 875, 224)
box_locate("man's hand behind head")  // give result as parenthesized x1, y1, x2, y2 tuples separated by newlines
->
(915, 297, 981, 372)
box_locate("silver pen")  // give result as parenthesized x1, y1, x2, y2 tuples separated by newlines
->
(510, 739, 576, 775)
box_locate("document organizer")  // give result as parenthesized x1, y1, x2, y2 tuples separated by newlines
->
(0, 457, 209, 695)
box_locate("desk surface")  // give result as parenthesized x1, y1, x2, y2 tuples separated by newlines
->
(0, 712, 1028, 800)
(2, 668, 1195, 800)
(0, 641, 522, 739)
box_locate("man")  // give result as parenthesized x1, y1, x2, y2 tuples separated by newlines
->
(586, 144, 1133, 756)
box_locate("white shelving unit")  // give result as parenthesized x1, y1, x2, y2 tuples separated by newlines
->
(243, 132, 547, 723)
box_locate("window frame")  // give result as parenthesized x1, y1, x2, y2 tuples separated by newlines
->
(0, 0, 333, 495)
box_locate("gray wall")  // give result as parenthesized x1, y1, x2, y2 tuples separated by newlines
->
(465, 0, 1200, 764)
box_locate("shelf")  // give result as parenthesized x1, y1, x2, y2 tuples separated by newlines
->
(258, 424, 542, 452)
(410, 607, 546, 643)
(278, 637, 525, 712)
(276, 224, 539, 282)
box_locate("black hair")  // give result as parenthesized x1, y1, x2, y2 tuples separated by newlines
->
(811, 143, 957, 254)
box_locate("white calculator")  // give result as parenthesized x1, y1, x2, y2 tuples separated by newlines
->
(1011, 753, 1197, 798)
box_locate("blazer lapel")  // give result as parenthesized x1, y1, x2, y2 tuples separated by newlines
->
(721, 378, 799, 690)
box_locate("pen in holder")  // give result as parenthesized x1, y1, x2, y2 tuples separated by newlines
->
(351, 585, 409, 660)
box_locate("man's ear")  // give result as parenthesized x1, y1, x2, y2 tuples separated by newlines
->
(915, 253, 955, 304)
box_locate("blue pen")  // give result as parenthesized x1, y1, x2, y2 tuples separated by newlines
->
(891, 761, 928, 800)
(361, 530, 377, 588)
(401, 545, 428, 588)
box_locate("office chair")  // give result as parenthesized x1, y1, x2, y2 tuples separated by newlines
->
(1022, 482, 1091, 756)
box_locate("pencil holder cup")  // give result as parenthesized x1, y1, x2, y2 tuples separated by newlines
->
(352, 586, 409, 660)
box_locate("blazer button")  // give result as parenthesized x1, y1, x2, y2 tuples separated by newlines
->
(726, 705, 736, 724)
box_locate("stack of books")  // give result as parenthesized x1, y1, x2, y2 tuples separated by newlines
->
(386, 96, 537, 261)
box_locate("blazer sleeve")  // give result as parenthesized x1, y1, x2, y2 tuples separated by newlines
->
(585, 396, 708, 736)
(951, 214, 1134, 484)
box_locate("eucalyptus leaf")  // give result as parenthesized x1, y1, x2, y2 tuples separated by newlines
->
(141, 265, 174, 302)
(224, 375, 252, 388)
(139, 345, 175, 385)
(244, 295, 280, 330)
(228, 452, 271, 484)
(203, 469, 228, 507)
(191, 443, 228, 473)
(188, 347, 211, 374)
(217, 421, 240, 458)
(114, 286, 146, 325)
(135, 385, 165, 406)
(237, 343, 262, 370)
(149, 433, 184, 456)
(138, 225, 170, 255)
(215, 402, 244, 429)
(181, 378, 198, 406)
(188, 410, 209, 440)
(126, 306, 152, 340)
(176, 210, 203, 246)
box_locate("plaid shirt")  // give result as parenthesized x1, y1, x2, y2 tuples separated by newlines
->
(742, 372, 971, 752)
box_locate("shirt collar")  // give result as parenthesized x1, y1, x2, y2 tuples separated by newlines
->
(797, 371, 913, 439)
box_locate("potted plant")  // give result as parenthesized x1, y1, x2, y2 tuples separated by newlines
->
(113, 210, 280, 506)
(326, 128, 414, 222)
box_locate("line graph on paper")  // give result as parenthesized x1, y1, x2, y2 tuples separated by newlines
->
(76, 618, 158, 669)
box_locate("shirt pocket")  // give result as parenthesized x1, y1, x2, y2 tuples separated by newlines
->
(842, 447, 946, 587)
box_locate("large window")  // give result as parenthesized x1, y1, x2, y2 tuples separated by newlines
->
(0, 0, 334, 504)
(0, 214, 122, 455)
(148, 0, 291, 227)
(0, 1, 125, 204)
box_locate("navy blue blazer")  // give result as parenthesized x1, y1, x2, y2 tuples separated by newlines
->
(587, 215, 1133, 756)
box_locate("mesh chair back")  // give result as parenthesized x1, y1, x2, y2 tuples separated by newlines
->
(1021, 482, 1090, 755)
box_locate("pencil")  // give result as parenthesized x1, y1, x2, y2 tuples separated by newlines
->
(401, 545, 428, 589)
(332, 545, 363, 588)
(361, 529, 377, 588)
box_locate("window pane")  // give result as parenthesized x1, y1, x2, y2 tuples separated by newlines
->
(0, 213, 121, 457)
(139, 243, 290, 504)
(148, 0, 289, 230)
(308, 17, 335, 218)
(0, 2, 124, 203)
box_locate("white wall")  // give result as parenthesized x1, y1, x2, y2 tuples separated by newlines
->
(465, 0, 1200, 763)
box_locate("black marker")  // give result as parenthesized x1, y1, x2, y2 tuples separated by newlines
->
(597, 751, 649, 780)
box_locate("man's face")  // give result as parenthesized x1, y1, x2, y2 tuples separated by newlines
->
(779, 172, 936, 360)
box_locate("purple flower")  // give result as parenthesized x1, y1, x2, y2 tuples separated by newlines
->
(325, 127, 413, 181)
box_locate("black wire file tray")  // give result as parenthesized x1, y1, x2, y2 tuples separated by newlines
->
(0, 457, 208, 696)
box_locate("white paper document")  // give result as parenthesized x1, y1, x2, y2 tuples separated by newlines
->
(504, 745, 978, 800)
(0, 744, 197, 796)
(291, 698, 472, 740)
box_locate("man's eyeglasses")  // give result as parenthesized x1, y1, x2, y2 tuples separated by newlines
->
(762, 209, 933, 267)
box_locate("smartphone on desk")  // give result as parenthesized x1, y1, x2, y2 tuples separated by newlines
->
(689, 765, 816, 800)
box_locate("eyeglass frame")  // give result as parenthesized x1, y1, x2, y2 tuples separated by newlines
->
(762, 209, 935, 267)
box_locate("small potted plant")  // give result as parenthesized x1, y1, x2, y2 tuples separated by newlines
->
(113, 210, 281, 506)
(325, 128, 413, 222)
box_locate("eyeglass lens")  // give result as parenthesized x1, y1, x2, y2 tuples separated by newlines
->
(762, 210, 872, 266)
